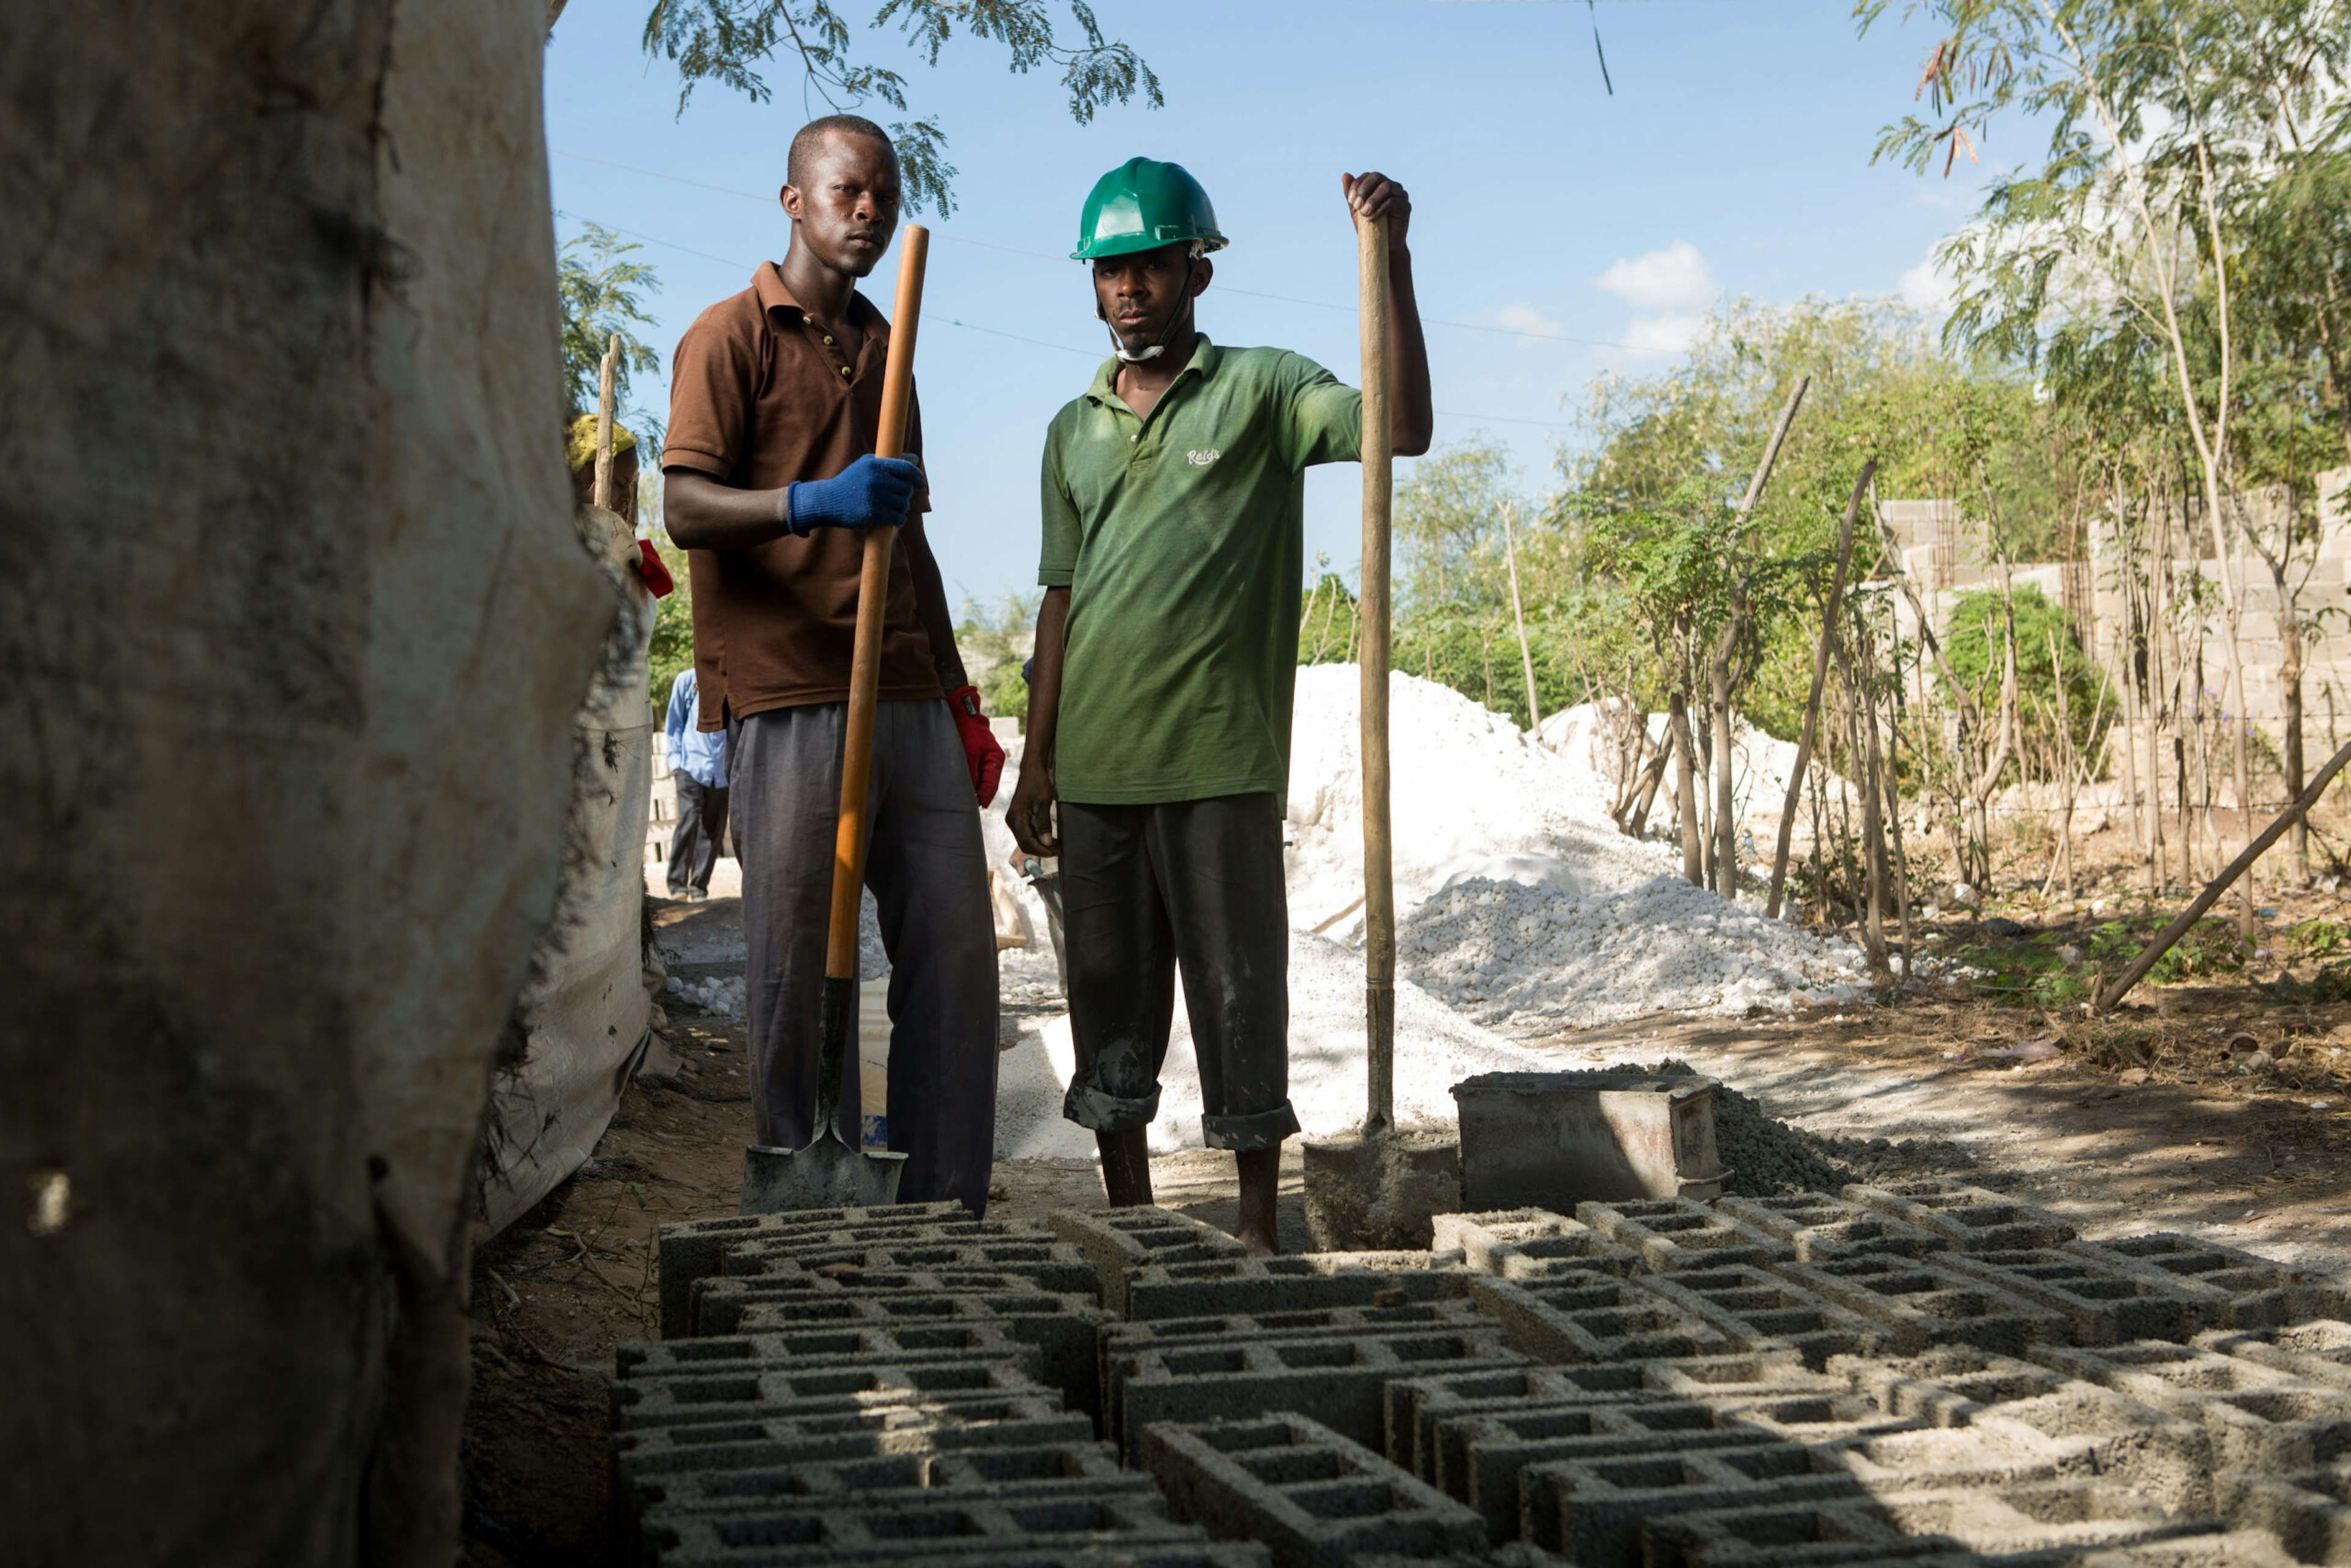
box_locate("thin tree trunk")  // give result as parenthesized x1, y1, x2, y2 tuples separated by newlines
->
(1670, 689, 1703, 888)
(1501, 500, 1541, 735)
(1711, 642, 1738, 899)
(1842, 640, 1891, 981)
(1768, 460, 1873, 918)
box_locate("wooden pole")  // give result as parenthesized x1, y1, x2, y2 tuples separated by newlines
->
(2096, 729, 2351, 1013)
(1710, 376, 1809, 897)
(1357, 211, 1396, 1137)
(1502, 499, 1541, 737)
(593, 331, 620, 510)
(825, 226, 928, 983)
(1767, 459, 1874, 918)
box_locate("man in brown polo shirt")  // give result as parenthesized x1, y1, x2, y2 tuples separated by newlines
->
(662, 114, 1004, 1215)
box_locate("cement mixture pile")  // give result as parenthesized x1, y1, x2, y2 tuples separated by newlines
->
(1285, 666, 1869, 1033)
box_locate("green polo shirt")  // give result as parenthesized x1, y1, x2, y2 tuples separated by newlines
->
(1040, 337, 1362, 803)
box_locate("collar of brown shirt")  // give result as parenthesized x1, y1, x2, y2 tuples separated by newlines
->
(663, 261, 939, 728)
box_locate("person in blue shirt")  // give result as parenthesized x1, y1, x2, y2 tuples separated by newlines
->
(663, 667, 731, 901)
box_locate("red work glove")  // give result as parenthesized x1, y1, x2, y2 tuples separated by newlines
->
(949, 685, 1007, 808)
(636, 538, 675, 598)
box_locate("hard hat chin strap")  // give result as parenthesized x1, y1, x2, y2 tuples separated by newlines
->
(1098, 250, 1199, 364)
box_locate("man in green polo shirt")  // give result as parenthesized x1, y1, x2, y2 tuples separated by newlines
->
(1007, 158, 1431, 1253)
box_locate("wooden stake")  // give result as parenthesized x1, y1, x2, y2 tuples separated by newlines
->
(1357, 209, 1396, 1136)
(1767, 459, 1873, 918)
(1502, 500, 1541, 737)
(2096, 729, 2351, 1013)
(593, 331, 620, 511)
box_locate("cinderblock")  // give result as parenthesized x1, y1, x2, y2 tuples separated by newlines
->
(1763, 1254, 2069, 1356)
(1106, 1323, 1521, 1457)
(1123, 1253, 1471, 1322)
(1051, 1208, 1249, 1315)
(1464, 1273, 1741, 1364)
(656, 1202, 967, 1336)
(610, 1351, 1044, 1433)
(1573, 1199, 1794, 1272)
(1841, 1179, 2077, 1254)
(1139, 1414, 1488, 1567)
(1718, 1193, 1951, 1263)
(1631, 1266, 1894, 1370)
(1433, 1210, 1641, 1279)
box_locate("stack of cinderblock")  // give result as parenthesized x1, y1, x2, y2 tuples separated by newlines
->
(620, 1179, 2351, 1568)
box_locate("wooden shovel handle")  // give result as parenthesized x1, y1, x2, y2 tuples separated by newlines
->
(1357, 210, 1396, 1133)
(825, 225, 929, 981)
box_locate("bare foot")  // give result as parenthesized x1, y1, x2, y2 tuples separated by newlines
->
(1235, 1145, 1281, 1256)
(1098, 1127, 1153, 1207)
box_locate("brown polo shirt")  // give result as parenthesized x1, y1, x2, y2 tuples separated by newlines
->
(663, 261, 942, 729)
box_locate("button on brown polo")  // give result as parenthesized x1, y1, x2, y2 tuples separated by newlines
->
(664, 262, 941, 729)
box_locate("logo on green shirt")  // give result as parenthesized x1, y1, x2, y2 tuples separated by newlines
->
(1185, 448, 1221, 466)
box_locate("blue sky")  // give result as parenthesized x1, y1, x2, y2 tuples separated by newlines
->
(546, 0, 1989, 605)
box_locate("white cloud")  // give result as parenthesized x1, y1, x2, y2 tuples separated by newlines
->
(1619, 314, 1706, 355)
(1595, 241, 1715, 310)
(1899, 254, 1956, 313)
(1494, 302, 1565, 337)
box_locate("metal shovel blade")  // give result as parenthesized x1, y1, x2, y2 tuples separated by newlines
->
(741, 1132, 906, 1213)
(739, 978, 907, 1214)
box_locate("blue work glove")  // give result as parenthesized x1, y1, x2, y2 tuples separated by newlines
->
(784, 455, 923, 536)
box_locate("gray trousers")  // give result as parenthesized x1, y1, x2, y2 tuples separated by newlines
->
(728, 699, 999, 1214)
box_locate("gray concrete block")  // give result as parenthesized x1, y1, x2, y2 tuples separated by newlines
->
(2086, 1234, 2351, 1329)
(1433, 1210, 1643, 1279)
(2218, 1461, 2351, 1564)
(1051, 1207, 1249, 1315)
(1763, 1255, 2069, 1356)
(610, 1350, 1044, 1433)
(716, 1237, 1099, 1307)
(1829, 1346, 2071, 1427)
(1139, 1413, 1488, 1567)
(2032, 1341, 2351, 1472)
(2071, 1529, 2306, 1568)
(1107, 1324, 1523, 1457)
(1645, 1349, 1848, 1405)
(1717, 1194, 1951, 1263)
(1123, 1253, 1471, 1322)
(636, 1437, 1155, 1551)
(611, 1390, 1090, 1518)
(654, 1203, 975, 1336)
(1464, 1273, 1742, 1364)
(1429, 1397, 1791, 1545)
(1840, 1178, 2077, 1254)
(1630, 1266, 1895, 1370)
(2203, 1321, 2351, 1389)
(1381, 1364, 1664, 1476)
(1805, 1379, 2207, 1512)
(712, 1289, 1111, 1417)
(642, 1494, 1200, 1566)
(1517, 1441, 1863, 1563)
(689, 1266, 1078, 1329)
(1573, 1198, 1794, 1272)
(1935, 1245, 2221, 1345)
(1643, 1480, 2211, 1568)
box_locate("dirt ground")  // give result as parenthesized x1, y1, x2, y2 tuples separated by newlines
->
(459, 838, 2351, 1565)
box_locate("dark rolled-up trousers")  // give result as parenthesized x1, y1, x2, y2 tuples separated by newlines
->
(1057, 792, 1299, 1152)
(728, 699, 999, 1215)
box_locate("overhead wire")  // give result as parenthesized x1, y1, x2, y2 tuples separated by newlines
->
(552, 148, 1681, 356)
(556, 201, 1587, 432)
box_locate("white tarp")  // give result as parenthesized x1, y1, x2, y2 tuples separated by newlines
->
(481, 506, 657, 1232)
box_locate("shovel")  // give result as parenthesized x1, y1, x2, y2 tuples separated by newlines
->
(1300, 206, 1458, 1248)
(741, 225, 929, 1215)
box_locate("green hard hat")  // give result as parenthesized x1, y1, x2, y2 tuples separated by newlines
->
(1071, 157, 1228, 261)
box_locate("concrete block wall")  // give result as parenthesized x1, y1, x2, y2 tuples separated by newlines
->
(626, 1189, 2351, 1567)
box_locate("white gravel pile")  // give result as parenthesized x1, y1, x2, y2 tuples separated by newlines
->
(1404, 874, 1869, 1032)
(667, 973, 748, 1019)
(1286, 666, 1868, 1032)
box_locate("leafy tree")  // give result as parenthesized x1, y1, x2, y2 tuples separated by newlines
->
(955, 591, 1041, 724)
(637, 1, 1162, 213)
(558, 223, 664, 443)
(1945, 584, 2106, 757)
